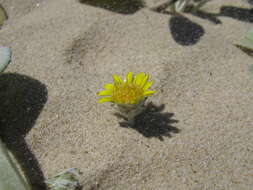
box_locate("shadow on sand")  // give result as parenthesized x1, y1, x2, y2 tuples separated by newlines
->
(219, 6, 253, 23)
(79, 0, 253, 45)
(0, 73, 48, 190)
(169, 15, 204, 46)
(188, 6, 253, 24)
(152, 2, 253, 46)
(79, 0, 145, 14)
(117, 102, 180, 141)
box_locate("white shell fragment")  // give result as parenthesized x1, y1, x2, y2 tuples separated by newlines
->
(0, 46, 11, 72)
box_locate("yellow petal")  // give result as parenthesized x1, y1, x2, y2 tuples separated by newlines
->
(104, 83, 115, 90)
(98, 97, 113, 103)
(140, 74, 149, 88)
(126, 72, 133, 84)
(134, 72, 145, 86)
(133, 73, 139, 84)
(97, 90, 112, 96)
(113, 74, 123, 85)
(143, 90, 155, 96)
(143, 81, 153, 91)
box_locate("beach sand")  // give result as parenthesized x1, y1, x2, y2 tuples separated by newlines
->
(0, 0, 253, 189)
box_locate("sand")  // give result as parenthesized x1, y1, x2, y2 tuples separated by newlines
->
(0, 0, 253, 189)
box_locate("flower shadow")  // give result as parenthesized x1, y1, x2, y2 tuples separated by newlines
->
(0, 73, 48, 190)
(117, 102, 180, 141)
(79, 0, 145, 15)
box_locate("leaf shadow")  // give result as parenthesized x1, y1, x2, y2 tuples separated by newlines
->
(151, 3, 205, 46)
(117, 102, 180, 141)
(219, 6, 253, 23)
(78, 0, 145, 15)
(151, 2, 253, 45)
(169, 15, 205, 46)
(186, 5, 253, 24)
(185, 5, 222, 24)
(0, 73, 48, 190)
(235, 45, 253, 57)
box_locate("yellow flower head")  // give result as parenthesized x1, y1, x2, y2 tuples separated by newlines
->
(98, 72, 155, 105)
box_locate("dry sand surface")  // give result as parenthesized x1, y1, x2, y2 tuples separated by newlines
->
(0, 0, 253, 189)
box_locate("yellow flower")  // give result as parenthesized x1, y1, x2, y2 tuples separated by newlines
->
(98, 72, 155, 105)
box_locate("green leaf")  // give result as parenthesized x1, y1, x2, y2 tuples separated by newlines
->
(0, 46, 11, 72)
(0, 139, 31, 190)
(173, 0, 189, 12)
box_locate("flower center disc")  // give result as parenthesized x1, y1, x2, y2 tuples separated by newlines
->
(113, 84, 143, 104)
